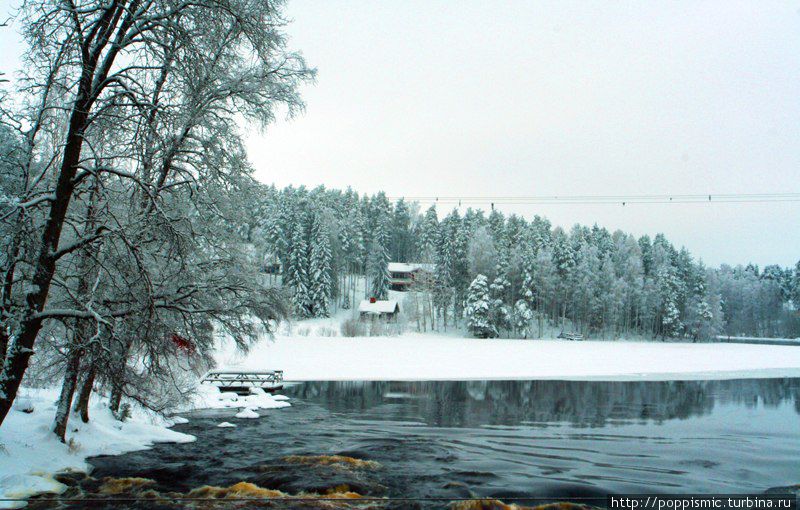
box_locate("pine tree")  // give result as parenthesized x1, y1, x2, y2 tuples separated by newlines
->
(309, 214, 333, 317)
(464, 275, 497, 338)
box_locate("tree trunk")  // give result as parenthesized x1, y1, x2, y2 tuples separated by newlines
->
(0, 100, 89, 426)
(74, 364, 97, 423)
(109, 337, 134, 415)
(53, 347, 83, 442)
(0, 0, 138, 428)
(0, 216, 25, 365)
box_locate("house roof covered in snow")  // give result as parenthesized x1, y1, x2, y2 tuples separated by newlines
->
(387, 262, 435, 273)
(358, 299, 399, 314)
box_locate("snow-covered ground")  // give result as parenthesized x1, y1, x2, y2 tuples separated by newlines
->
(216, 332, 800, 381)
(0, 388, 192, 509)
(0, 385, 290, 508)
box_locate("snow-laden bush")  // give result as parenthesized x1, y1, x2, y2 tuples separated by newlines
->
(316, 326, 338, 337)
(339, 317, 405, 337)
(340, 318, 367, 337)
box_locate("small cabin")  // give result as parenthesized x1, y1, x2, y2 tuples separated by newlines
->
(358, 297, 400, 321)
(388, 262, 435, 291)
(262, 252, 281, 274)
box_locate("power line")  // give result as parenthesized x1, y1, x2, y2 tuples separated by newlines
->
(385, 192, 800, 206)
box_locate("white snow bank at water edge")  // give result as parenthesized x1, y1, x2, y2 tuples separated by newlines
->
(189, 384, 291, 411)
(0, 388, 194, 509)
(214, 334, 800, 381)
(0, 385, 291, 508)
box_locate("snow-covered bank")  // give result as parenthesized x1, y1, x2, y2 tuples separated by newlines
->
(0, 388, 194, 509)
(216, 334, 800, 381)
(0, 386, 290, 508)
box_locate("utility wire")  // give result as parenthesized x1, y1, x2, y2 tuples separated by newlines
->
(385, 193, 800, 206)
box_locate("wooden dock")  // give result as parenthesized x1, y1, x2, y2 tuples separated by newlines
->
(201, 369, 284, 395)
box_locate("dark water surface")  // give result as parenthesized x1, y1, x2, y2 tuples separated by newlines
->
(42, 379, 800, 508)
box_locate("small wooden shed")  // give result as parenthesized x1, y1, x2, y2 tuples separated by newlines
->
(358, 298, 400, 321)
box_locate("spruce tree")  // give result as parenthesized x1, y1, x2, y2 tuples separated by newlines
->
(489, 261, 512, 335)
(433, 239, 454, 329)
(464, 275, 497, 338)
(656, 265, 683, 337)
(418, 205, 439, 262)
(513, 299, 534, 338)
(391, 198, 413, 262)
(288, 220, 311, 317)
(309, 214, 333, 317)
(367, 220, 391, 300)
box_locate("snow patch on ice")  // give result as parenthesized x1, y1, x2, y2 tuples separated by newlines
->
(216, 421, 237, 428)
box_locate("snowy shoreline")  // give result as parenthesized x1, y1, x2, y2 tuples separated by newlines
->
(0, 386, 290, 509)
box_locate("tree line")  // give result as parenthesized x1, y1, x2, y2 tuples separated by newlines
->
(252, 185, 800, 341)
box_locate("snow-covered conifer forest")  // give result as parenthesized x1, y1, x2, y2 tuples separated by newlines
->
(0, 0, 798, 455)
(247, 185, 800, 344)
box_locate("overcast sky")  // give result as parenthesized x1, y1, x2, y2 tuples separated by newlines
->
(1, 1, 798, 267)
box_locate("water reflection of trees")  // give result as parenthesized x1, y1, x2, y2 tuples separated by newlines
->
(287, 379, 800, 428)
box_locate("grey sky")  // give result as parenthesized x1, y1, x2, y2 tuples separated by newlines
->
(2, 1, 799, 267)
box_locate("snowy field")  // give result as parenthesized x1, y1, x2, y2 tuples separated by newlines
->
(216, 332, 800, 381)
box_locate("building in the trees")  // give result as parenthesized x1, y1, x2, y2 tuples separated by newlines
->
(358, 297, 400, 321)
(388, 262, 435, 291)
(262, 252, 281, 274)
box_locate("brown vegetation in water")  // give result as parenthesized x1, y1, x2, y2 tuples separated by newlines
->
(183, 481, 370, 508)
(97, 477, 156, 495)
(450, 500, 596, 510)
(64, 476, 377, 509)
(282, 455, 382, 470)
(186, 482, 288, 499)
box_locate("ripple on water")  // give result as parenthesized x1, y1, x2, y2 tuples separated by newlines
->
(30, 379, 800, 509)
